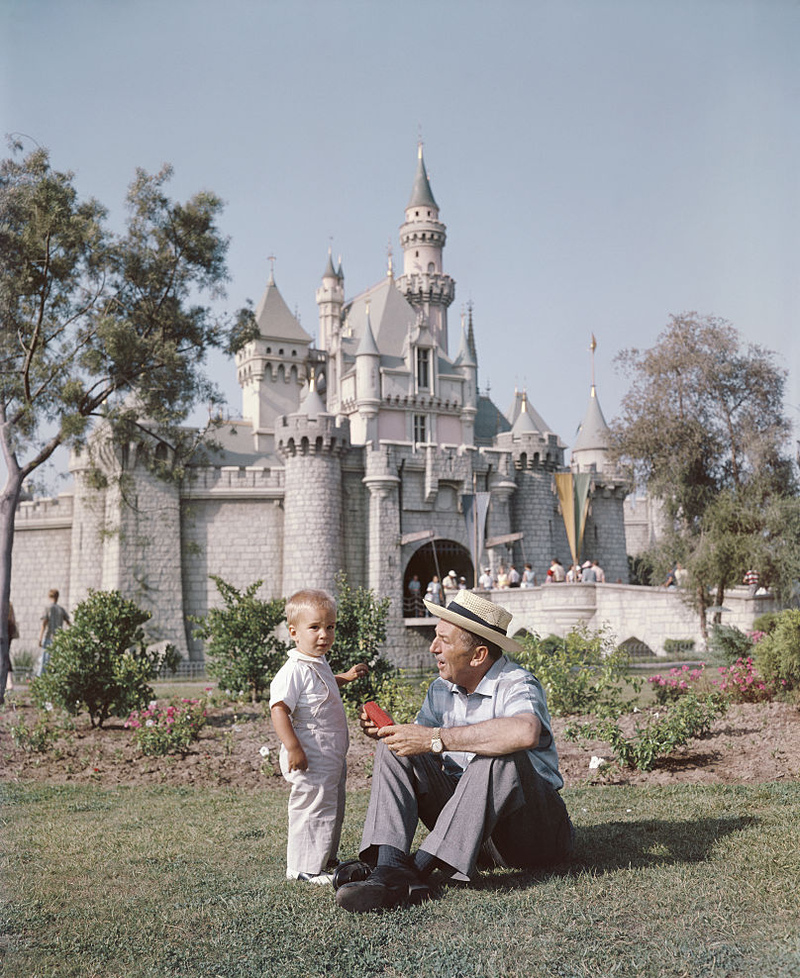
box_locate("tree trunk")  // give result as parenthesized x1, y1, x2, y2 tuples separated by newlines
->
(697, 583, 709, 652)
(0, 471, 23, 703)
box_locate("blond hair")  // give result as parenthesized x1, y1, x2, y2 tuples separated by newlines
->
(285, 589, 337, 627)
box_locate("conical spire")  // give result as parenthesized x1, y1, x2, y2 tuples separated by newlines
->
(322, 247, 337, 280)
(357, 300, 380, 356)
(298, 369, 328, 419)
(407, 143, 438, 210)
(573, 385, 611, 454)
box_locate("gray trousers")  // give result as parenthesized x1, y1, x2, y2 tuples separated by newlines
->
(360, 743, 574, 879)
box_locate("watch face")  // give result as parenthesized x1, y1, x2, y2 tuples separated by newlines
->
(431, 738, 443, 753)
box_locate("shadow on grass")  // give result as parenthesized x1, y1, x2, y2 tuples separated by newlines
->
(460, 814, 756, 894)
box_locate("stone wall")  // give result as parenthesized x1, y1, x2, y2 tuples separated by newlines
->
(479, 583, 778, 657)
(10, 495, 74, 655)
(181, 497, 285, 659)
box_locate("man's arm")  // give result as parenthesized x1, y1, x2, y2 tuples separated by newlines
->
(376, 714, 541, 758)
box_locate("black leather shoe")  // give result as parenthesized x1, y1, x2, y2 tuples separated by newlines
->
(335, 865, 430, 913)
(332, 859, 371, 890)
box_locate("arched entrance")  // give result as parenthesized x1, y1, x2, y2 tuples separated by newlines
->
(403, 539, 473, 617)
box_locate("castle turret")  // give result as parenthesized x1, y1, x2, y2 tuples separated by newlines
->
(275, 380, 350, 595)
(571, 366, 631, 583)
(454, 309, 477, 444)
(395, 144, 455, 353)
(236, 268, 313, 453)
(355, 302, 381, 445)
(316, 248, 344, 354)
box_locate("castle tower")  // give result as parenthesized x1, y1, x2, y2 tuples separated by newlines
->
(494, 392, 569, 580)
(355, 301, 381, 445)
(454, 309, 478, 444)
(275, 378, 350, 595)
(395, 144, 455, 353)
(571, 370, 631, 582)
(236, 268, 313, 452)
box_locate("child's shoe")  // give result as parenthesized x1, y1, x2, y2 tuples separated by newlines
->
(286, 870, 334, 885)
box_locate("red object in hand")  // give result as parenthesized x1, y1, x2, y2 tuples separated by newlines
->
(364, 701, 394, 728)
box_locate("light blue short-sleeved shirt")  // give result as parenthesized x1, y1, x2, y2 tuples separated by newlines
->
(415, 655, 564, 790)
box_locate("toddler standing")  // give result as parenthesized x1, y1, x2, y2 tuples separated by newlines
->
(269, 589, 368, 884)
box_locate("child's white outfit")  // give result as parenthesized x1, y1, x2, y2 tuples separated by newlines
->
(269, 647, 349, 879)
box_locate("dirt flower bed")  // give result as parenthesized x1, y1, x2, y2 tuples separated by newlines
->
(1, 688, 798, 791)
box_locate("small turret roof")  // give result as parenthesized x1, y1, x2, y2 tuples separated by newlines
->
(572, 386, 611, 454)
(254, 272, 312, 344)
(298, 373, 328, 419)
(407, 144, 438, 210)
(511, 394, 538, 434)
(454, 318, 476, 367)
(356, 305, 380, 356)
(322, 249, 338, 280)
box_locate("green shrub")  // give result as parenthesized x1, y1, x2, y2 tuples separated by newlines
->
(328, 572, 397, 714)
(754, 609, 800, 690)
(568, 691, 728, 771)
(707, 624, 754, 665)
(125, 697, 207, 755)
(31, 590, 179, 728)
(752, 612, 782, 635)
(191, 577, 289, 703)
(372, 673, 431, 724)
(514, 625, 640, 718)
(9, 713, 58, 753)
(663, 638, 696, 656)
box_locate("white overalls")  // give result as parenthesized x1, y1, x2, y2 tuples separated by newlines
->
(269, 648, 350, 877)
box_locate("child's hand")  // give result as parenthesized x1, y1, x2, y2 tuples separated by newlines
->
(287, 746, 308, 772)
(341, 662, 369, 683)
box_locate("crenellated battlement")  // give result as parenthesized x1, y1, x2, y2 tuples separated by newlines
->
(14, 493, 74, 529)
(182, 465, 285, 498)
(275, 413, 350, 458)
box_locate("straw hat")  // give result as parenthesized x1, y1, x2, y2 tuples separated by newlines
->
(423, 589, 522, 653)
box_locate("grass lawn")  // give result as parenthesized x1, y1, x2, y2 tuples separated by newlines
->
(3, 780, 799, 978)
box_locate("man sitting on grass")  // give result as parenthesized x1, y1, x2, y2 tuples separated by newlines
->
(334, 590, 574, 913)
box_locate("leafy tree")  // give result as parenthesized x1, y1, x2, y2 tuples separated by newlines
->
(191, 576, 288, 702)
(329, 572, 396, 712)
(31, 589, 179, 727)
(0, 142, 247, 702)
(612, 313, 799, 641)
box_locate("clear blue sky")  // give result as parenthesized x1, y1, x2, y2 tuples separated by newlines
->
(2, 0, 798, 485)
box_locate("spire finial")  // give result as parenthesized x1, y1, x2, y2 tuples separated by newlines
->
(387, 238, 393, 278)
(267, 254, 276, 284)
(590, 333, 597, 392)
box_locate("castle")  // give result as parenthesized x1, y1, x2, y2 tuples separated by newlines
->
(11, 147, 632, 668)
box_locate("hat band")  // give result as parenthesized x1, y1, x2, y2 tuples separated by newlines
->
(445, 601, 508, 640)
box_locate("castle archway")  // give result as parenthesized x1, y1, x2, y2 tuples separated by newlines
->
(403, 539, 473, 617)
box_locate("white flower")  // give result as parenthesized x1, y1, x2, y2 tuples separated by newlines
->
(259, 745, 270, 758)
(148, 700, 158, 710)
(44, 701, 54, 712)
(145, 719, 155, 727)
(588, 756, 608, 770)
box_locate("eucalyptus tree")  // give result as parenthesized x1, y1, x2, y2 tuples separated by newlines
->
(0, 142, 250, 701)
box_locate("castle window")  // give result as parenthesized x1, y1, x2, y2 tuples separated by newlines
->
(427, 262, 435, 273)
(414, 414, 427, 444)
(416, 348, 430, 391)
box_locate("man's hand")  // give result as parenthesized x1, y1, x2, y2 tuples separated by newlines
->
(377, 723, 436, 756)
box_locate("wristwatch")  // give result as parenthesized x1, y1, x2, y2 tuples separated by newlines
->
(431, 728, 444, 754)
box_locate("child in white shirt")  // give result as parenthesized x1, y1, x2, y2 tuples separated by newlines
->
(269, 589, 368, 884)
